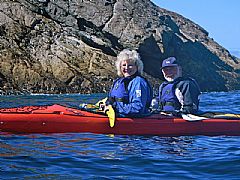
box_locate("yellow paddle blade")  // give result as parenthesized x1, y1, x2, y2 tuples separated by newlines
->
(106, 105, 115, 128)
(95, 97, 108, 107)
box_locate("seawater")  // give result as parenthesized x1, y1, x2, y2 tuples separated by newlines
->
(0, 91, 240, 179)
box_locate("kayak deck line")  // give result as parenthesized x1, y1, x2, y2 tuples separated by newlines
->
(0, 104, 240, 136)
(1, 104, 239, 120)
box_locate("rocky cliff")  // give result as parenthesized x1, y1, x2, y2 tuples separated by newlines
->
(0, 0, 240, 95)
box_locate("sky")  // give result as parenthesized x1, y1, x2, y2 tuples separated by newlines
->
(151, 0, 240, 53)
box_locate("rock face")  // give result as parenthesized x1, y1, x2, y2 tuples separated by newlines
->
(0, 0, 239, 95)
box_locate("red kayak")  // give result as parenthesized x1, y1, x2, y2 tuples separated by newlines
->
(0, 104, 240, 136)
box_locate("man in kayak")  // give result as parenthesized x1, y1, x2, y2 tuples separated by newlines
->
(103, 49, 153, 117)
(152, 57, 201, 115)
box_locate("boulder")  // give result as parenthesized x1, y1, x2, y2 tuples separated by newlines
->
(0, 0, 239, 95)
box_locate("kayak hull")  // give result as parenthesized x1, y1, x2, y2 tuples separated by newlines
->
(0, 104, 240, 136)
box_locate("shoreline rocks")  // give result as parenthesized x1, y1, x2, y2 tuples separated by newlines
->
(0, 0, 239, 94)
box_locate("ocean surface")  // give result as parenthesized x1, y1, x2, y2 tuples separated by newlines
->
(0, 91, 240, 179)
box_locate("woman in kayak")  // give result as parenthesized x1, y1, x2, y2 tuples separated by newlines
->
(104, 49, 153, 117)
(152, 57, 201, 115)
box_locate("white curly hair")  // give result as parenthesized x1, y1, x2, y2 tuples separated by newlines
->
(115, 49, 144, 77)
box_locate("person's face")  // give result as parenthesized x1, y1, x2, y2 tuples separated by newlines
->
(120, 60, 137, 77)
(162, 66, 180, 82)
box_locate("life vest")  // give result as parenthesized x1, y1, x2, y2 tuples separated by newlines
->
(109, 75, 153, 108)
(109, 77, 133, 104)
(159, 80, 181, 112)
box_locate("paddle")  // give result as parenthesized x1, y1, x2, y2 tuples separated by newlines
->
(79, 97, 108, 110)
(181, 112, 240, 121)
(97, 98, 116, 127)
(181, 113, 209, 121)
(80, 98, 116, 127)
(105, 105, 116, 127)
(211, 113, 240, 119)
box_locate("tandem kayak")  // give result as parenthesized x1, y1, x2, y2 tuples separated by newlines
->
(0, 104, 240, 136)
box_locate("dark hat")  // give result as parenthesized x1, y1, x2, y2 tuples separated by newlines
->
(161, 57, 178, 69)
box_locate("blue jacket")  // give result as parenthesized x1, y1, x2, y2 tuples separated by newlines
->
(108, 75, 153, 117)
